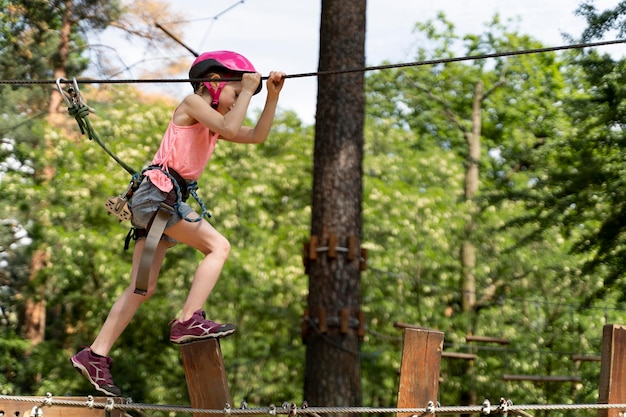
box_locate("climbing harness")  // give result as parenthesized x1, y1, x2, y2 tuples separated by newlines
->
(56, 78, 211, 295)
(131, 165, 210, 295)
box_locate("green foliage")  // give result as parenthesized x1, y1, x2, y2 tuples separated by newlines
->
(363, 13, 620, 414)
(517, 50, 626, 304)
(0, 0, 120, 111)
(2, 8, 626, 417)
(577, 1, 626, 41)
(1, 84, 316, 406)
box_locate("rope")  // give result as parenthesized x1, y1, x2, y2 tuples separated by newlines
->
(57, 79, 211, 222)
(59, 78, 137, 176)
(67, 104, 137, 176)
(2, 395, 626, 416)
(1, 39, 625, 87)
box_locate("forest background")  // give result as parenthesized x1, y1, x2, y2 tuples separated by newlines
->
(2, 1, 626, 416)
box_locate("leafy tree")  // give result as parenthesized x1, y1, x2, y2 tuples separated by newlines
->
(0, 0, 189, 367)
(1, 81, 317, 405)
(364, 13, 608, 413)
(576, 1, 626, 41)
(2, 5, 624, 415)
(526, 0, 626, 303)
(0, 0, 118, 113)
(513, 49, 626, 304)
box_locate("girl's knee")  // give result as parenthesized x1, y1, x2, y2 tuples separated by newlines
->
(213, 235, 231, 259)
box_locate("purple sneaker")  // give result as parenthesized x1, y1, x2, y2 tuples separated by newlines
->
(169, 310, 236, 343)
(70, 347, 121, 397)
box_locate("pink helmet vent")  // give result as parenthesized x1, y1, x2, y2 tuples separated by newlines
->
(191, 50, 257, 73)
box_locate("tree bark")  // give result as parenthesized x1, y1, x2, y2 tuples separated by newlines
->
(48, 0, 72, 118)
(459, 81, 484, 414)
(460, 80, 483, 315)
(23, 249, 47, 346)
(304, 0, 366, 411)
(24, 0, 74, 348)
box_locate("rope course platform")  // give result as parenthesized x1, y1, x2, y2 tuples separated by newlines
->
(2, 325, 626, 417)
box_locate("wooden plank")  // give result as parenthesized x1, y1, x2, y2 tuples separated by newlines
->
(396, 328, 444, 417)
(502, 374, 582, 382)
(571, 354, 601, 362)
(340, 308, 350, 334)
(180, 339, 232, 417)
(393, 322, 432, 331)
(441, 351, 477, 360)
(598, 324, 626, 417)
(0, 397, 123, 417)
(466, 335, 510, 345)
(328, 234, 337, 258)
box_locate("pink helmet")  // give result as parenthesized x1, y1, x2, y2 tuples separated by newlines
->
(189, 50, 261, 106)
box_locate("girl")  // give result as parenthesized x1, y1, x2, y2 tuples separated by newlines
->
(71, 51, 286, 397)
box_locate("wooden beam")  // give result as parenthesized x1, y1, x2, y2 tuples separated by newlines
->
(598, 324, 626, 417)
(396, 328, 444, 417)
(0, 397, 124, 417)
(393, 322, 434, 331)
(180, 339, 232, 417)
(503, 374, 582, 383)
(442, 351, 477, 360)
(571, 354, 601, 362)
(466, 335, 510, 345)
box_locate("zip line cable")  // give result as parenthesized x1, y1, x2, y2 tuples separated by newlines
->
(1, 38, 625, 86)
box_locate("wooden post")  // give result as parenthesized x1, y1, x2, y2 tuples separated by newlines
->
(598, 324, 626, 417)
(180, 339, 232, 417)
(396, 328, 444, 416)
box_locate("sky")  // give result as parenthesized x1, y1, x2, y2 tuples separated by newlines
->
(95, 0, 626, 124)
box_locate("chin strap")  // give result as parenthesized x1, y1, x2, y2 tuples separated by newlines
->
(206, 81, 226, 109)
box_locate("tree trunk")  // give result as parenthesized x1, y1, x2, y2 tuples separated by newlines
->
(24, 0, 74, 348)
(459, 81, 483, 412)
(23, 249, 47, 346)
(461, 80, 482, 315)
(47, 0, 72, 118)
(303, 0, 366, 411)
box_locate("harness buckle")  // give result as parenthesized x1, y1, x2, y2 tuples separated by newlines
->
(104, 175, 144, 223)
(105, 196, 132, 222)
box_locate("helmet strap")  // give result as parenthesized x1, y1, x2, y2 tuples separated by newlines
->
(204, 81, 226, 109)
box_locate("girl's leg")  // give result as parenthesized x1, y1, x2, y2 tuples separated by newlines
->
(163, 214, 230, 322)
(90, 238, 170, 356)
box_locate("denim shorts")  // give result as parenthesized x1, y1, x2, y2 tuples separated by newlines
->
(130, 178, 195, 242)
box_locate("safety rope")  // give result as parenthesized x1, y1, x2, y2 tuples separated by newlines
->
(58, 78, 211, 222)
(2, 394, 626, 416)
(1, 38, 625, 87)
(58, 78, 137, 176)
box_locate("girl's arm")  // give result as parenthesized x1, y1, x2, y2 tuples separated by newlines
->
(178, 73, 261, 139)
(224, 71, 286, 144)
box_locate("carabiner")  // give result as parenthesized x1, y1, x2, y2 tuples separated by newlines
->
(55, 77, 83, 107)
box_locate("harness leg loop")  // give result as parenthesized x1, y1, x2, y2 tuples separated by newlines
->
(135, 202, 174, 295)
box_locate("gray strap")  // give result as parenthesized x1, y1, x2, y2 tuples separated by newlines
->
(134, 203, 174, 295)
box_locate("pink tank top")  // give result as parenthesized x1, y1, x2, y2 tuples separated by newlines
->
(145, 117, 219, 192)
